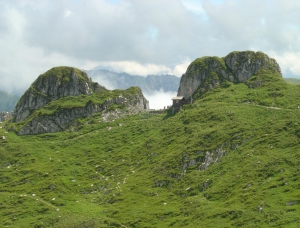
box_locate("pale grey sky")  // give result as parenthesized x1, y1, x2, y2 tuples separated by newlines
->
(1, 0, 300, 94)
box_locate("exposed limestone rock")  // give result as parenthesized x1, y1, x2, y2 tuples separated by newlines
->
(13, 66, 106, 122)
(10, 66, 149, 135)
(198, 148, 226, 171)
(286, 200, 300, 206)
(101, 94, 149, 122)
(17, 87, 149, 135)
(18, 102, 102, 135)
(181, 138, 249, 172)
(177, 51, 282, 99)
(0, 111, 12, 121)
(181, 146, 226, 171)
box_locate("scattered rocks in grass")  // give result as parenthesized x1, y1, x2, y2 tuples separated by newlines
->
(286, 201, 300, 206)
(49, 184, 55, 190)
(203, 180, 210, 190)
(244, 182, 253, 190)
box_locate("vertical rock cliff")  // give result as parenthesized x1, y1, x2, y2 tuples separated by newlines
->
(13, 66, 106, 122)
(11, 67, 149, 135)
(177, 51, 282, 99)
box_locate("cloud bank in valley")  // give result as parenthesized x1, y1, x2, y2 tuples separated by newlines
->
(1, 0, 300, 97)
(144, 90, 177, 110)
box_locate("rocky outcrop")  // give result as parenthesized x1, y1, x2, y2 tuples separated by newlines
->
(11, 66, 149, 135)
(17, 86, 149, 135)
(177, 51, 282, 99)
(181, 138, 249, 172)
(18, 101, 103, 135)
(0, 111, 12, 121)
(13, 66, 106, 122)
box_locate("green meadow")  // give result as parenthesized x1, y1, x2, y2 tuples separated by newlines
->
(1, 70, 300, 227)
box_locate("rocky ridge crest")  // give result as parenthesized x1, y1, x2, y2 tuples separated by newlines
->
(11, 67, 149, 135)
(177, 51, 282, 99)
(13, 66, 106, 122)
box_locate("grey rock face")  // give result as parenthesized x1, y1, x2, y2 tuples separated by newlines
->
(13, 67, 106, 122)
(12, 66, 149, 135)
(17, 87, 149, 135)
(0, 111, 12, 121)
(181, 138, 249, 172)
(177, 51, 282, 99)
(181, 146, 226, 171)
(177, 56, 229, 99)
(224, 51, 281, 82)
(18, 102, 102, 135)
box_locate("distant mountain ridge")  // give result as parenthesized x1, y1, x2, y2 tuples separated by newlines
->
(284, 78, 300, 85)
(0, 90, 19, 112)
(86, 69, 181, 94)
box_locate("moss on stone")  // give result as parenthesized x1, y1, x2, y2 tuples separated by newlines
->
(40, 66, 88, 83)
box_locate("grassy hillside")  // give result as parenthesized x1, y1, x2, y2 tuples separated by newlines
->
(1, 72, 300, 227)
(0, 90, 19, 112)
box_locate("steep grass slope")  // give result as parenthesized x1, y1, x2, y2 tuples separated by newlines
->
(1, 71, 300, 227)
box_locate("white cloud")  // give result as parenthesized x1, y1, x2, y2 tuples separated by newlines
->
(2, 0, 300, 95)
(172, 58, 191, 77)
(91, 58, 191, 77)
(180, 0, 206, 15)
(270, 52, 300, 77)
(64, 10, 72, 18)
(144, 89, 177, 110)
(92, 60, 188, 77)
(93, 61, 172, 76)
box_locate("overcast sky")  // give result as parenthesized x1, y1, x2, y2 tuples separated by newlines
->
(1, 0, 300, 95)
